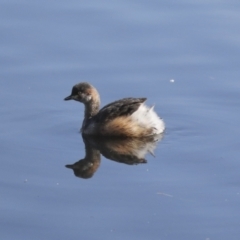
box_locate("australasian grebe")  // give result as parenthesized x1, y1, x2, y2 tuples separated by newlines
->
(64, 82, 165, 137)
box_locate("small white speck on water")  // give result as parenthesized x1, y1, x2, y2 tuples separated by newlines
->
(157, 192, 173, 197)
(146, 169, 149, 171)
(24, 179, 28, 183)
(56, 183, 59, 185)
(170, 79, 175, 83)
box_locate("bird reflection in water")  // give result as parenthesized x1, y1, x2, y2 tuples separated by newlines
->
(66, 134, 163, 179)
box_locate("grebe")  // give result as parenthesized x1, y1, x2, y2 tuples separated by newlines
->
(64, 82, 165, 137)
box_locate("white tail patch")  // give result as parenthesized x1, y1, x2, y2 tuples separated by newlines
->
(130, 103, 165, 135)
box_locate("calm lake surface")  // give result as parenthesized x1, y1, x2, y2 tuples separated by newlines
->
(1, 1, 240, 239)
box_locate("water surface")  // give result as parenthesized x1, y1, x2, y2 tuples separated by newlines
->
(1, 1, 240, 240)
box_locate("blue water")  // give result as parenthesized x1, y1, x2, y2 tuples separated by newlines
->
(1, 1, 240, 239)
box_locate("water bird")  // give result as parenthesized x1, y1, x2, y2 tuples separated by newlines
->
(64, 82, 165, 137)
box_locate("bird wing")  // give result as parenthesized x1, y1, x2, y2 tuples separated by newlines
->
(94, 98, 147, 122)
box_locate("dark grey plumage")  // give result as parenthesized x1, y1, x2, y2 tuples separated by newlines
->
(94, 98, 147, 122)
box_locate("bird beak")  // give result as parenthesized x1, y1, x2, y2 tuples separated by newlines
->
(65, 164, 75, 169)
(64, 95, 72, 101)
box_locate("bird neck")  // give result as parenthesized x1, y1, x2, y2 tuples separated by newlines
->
(84, 100, 100, 119)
